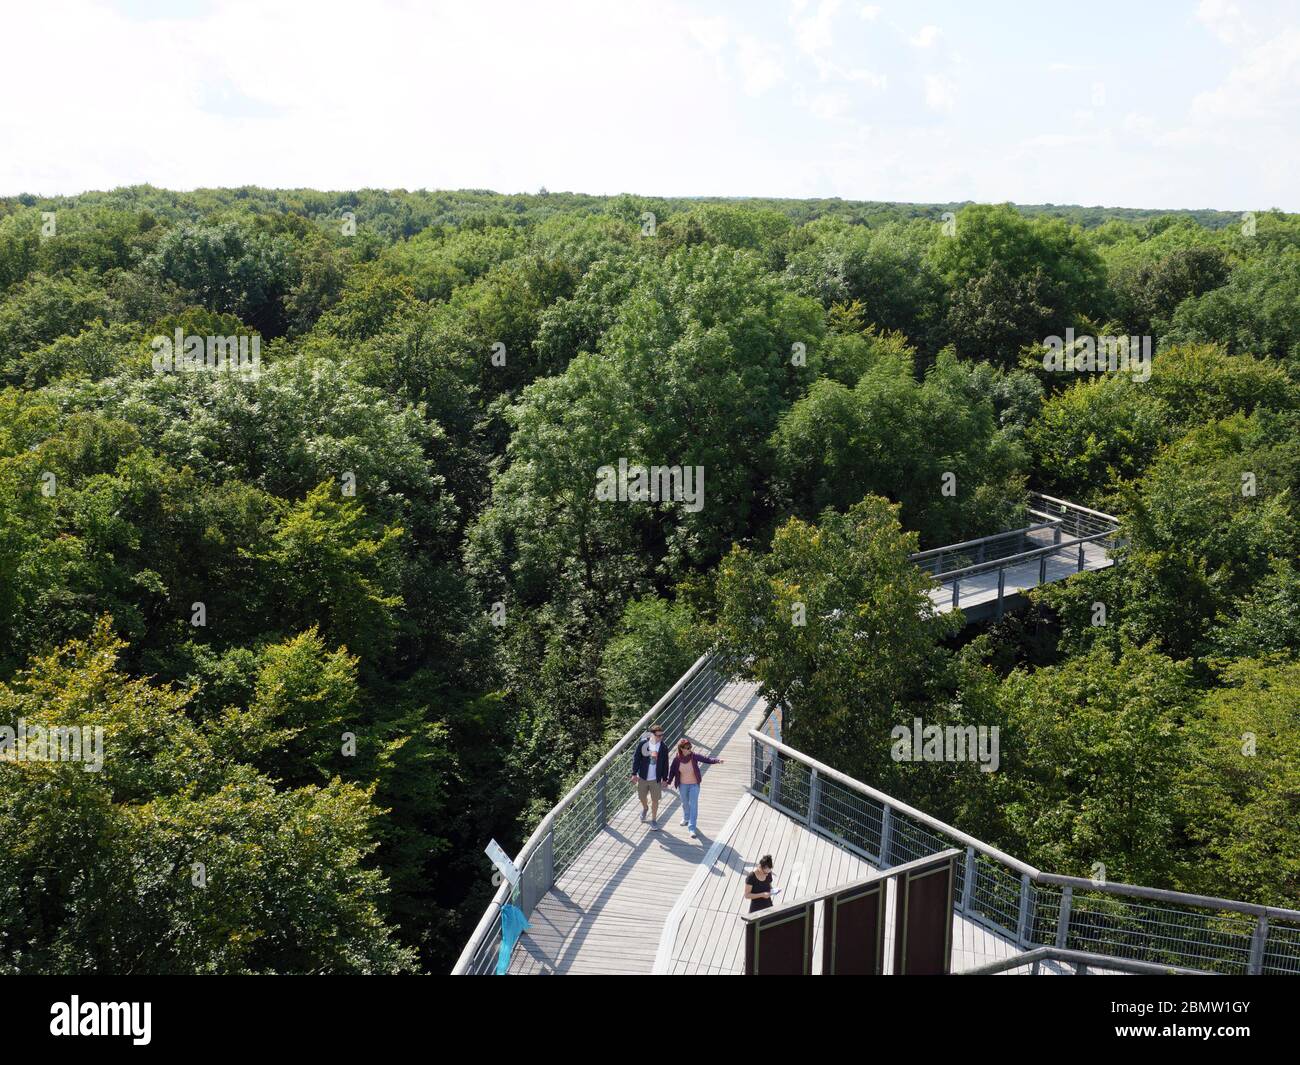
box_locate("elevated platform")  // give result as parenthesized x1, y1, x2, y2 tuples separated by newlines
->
(657, 790, 1023, 974)
(456, 496, 1300, 977)
(509, 677, 766, 974)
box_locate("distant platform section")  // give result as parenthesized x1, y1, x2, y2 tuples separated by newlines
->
(910, 493, 1120, 623)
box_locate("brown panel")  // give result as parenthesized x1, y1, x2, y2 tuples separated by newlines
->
(893, 857, 955, 975)
(823, 881, 885, 975)
(745, 903, 813, 975)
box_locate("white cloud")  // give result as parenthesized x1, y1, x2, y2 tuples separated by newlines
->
(1190, 26, 1300, 122)
(790, 0, 842, 67)
(924, 74, 956, 112)
(1196, 0, 1248, 44)
(736, 35, 787, 95)
(0, 0, 747, 196)
(808, 91, 852, 121)
(687, 15, 730, 53)
(910, 25, 941, 48)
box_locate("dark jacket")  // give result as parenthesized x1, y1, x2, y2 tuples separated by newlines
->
(665, 751, 720, 788)
(631, 736, 670, 781)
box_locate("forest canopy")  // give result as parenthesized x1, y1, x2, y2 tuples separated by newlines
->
(1, 186, 1297, 973)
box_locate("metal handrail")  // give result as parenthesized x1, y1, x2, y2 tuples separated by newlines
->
(930, 527, 1115, 583)
(748, 729, 1300, 924)
(750, 731, 1037, 875)
(451, 649, 728, 975)
(961, 946, 1210, 976)
(749, 727, 1300, 974)
(1032, 491, 1119, 524)
(908, 521, 1062, 563)
(739, 848, 962, 923)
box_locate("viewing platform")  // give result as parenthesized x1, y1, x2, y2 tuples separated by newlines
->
(454, 497, 1300, 977)
(911, 492, 1120, 623)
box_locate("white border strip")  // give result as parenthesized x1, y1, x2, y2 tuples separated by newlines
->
(652, 792, 755, 974)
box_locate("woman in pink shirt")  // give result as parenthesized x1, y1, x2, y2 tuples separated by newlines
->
(665, 739, 723, 839)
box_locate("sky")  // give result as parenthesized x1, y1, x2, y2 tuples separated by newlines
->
(2, 0, 1298, 211)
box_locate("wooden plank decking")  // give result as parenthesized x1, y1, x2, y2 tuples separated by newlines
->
(929, 532, 1113, 616)
(509, 677, 769, 974)
(657, 794, 1023, 974)
(510, 675, 1027, 975)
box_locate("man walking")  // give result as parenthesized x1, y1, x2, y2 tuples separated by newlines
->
(631, 723, 670, 830)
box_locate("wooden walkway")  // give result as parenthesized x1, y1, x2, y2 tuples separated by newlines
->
(656, 794, 1022, 974)
(509, 677, 768, 974)
(929, 531, 1113, 616)
(509, 676, 1026, 976)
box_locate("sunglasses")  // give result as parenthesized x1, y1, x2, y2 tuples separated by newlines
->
(679, 745, 692, 751)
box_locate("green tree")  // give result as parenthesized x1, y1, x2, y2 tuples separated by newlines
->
(0, 620, 417, 974)
(993, 643, 1193, 885)
(714, 496, 957, 784)
(1179, 657, 1300, 906)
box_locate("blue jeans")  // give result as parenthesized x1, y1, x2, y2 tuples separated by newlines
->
(680, 783, 701, 832)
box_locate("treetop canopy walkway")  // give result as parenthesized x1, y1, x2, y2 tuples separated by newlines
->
(911, 492, 1120, 622)
(453, 496, 1300, 976)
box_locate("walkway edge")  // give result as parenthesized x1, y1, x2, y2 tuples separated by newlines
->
(652, 792, 755, 974)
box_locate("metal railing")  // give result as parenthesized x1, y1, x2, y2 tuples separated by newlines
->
(451, 649, 731, 975)
(749, 728, 1300, 975)
(908, 493, 1121, 616)
(743, 849, 961, 974)
(962, 946, 1210, 976)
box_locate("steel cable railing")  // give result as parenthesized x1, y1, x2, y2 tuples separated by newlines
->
(452, 649, 731, 974)
(749, 727, 1300, 976)
(962, 946, 1211, 975)
(909, 493, 1122, 614)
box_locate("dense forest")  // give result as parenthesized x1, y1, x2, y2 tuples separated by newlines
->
(0, 186, 1296, 974)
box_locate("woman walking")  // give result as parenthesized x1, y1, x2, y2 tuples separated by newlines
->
(664, 738, 723, 839)
(744, 855, 776, 913)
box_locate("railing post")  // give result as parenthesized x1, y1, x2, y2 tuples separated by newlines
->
(1055, 885, 1072, 950)
(951, 578, 960, 609)
(1016, 873, 1033, 947)
(1248, 915, 1268, 975)
(595, 772, 607, 826)
(1077, 541, 1085, 572)
(960, 846, 975, 914)
(807, 767, 820, 828)
(879, 806, 894, 867)
(996, 568, 1006, 619)
(771, 748, 783, 809)
(1053, 524, 1061, 546)
(1038, 552, 1047, 585)
(976, 543, 984, 564)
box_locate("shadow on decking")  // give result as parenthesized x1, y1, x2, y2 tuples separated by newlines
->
(512, 682, 764, 972)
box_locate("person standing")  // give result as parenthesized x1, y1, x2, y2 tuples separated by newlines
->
(631, 723, 669, 829)
(664, 738, 722, 838)
(744, 856, 776, 912)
